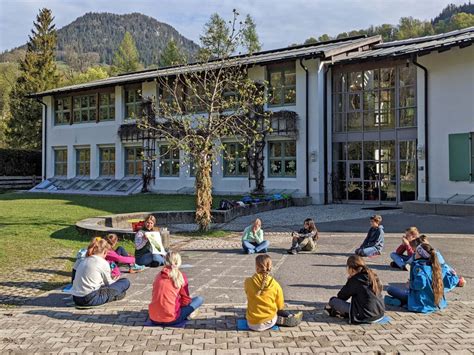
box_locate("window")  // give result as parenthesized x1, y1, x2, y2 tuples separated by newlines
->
(449, 133, 473, 182)
(125, 147, 143, 176)
(54, 97, 71, 125)
(268, 64, 296, 106)
(159, 145, 180, 177)
(54, 148, 67, 176)
(99, 92, 115, 121)
(73, 94, 97, 123)
(399, 140, 417, 201)
(125, 87, 141, 119)
(223, 143, 248, 177)
(76, 148, 90, 177)
(268, 141, 296, 177)
(99, 147, 115, 176)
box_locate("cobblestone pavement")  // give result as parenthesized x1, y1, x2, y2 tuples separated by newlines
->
(1, 231, 473, 354)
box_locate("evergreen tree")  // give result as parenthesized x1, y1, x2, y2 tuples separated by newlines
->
(112, 32, 143, 74)
(159, 39, 186, 67)
(199, 13, 232, 58)
(242, 15, 261, 53)
(6, 8, 59, 149)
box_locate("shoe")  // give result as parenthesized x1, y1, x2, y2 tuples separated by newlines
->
(187, 309, 199, 320)
(247, 249, 255, 255)
(129, 264, 146, 273)
(113, 291, 126, 302)
(404, 264, 411, 273)
(457, 276, 466, 287)
(324, 305, 337, 317)
(390, 262, 399, 269)
(287, 248, 297, 255)
(384, 295, 401, 307)
(278, 311, 303, 327)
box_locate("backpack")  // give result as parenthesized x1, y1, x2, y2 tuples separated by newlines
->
(218, 199, 234, 210)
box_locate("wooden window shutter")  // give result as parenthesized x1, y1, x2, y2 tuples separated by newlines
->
(448, 133, 470, 181)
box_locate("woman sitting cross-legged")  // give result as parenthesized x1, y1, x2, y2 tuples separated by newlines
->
(71, 237, 130, 307)
(242, 218, 269, 254)
(325, 255, 385, 324)
(148, 251, 203, 326)
(134, 214, 166, 267)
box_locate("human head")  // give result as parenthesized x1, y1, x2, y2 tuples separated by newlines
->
(304, 218, 316, 232)
(415, 234, 429, 246)
(255, 254, 272, 296)
(253, 218, 262, 230)
(370, 215, 382, 227)
(144, 214, 156, 231)
(165, 251, 184, 289)
(105, 233, 119, 248)
(86, 237, 110, 257)
(346, 255, 381, 295)
(405, 227, 419, 241)
(416, 243, 443, 306)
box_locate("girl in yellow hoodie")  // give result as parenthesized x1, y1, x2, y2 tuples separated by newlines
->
(244, 254, 303, 331)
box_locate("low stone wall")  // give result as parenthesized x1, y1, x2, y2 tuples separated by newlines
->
(76, 198, 294, 244)
(403, 201, 474, 217)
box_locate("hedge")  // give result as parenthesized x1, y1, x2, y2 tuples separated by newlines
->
(0, 149, 42, 176)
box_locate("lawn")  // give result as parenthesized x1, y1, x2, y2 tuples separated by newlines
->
(0, 192, 235, 273)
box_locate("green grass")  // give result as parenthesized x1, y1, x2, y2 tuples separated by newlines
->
(177, 230, 233, 238)
(0, 192, 237, 272)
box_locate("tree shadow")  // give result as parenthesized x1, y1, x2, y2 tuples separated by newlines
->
(50, 226, 93, 244)
(0, 291, 71, 307)
(312, 252, 354, 257)
(287, 284, 342, 290)
(27, 268, 71, 277)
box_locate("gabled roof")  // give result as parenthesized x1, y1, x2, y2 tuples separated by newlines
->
(333, 26, 474, 65)
(29, 35, 381, 98)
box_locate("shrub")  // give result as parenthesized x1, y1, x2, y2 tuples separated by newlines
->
(0, 149, 41, 176)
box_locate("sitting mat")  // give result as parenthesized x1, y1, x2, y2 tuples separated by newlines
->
(237, 319, 279, 331)
(144, 318, 187, 328)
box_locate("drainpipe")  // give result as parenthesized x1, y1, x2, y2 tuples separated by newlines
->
(323, 64, 330, 205)
(299, 58, 309, 198)
(412, 57, 429, 202)
(36, 98, 48, 181)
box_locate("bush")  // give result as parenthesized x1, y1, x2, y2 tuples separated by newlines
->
(0, 149, 41, 176)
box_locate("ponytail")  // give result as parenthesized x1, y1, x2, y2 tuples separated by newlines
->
(255, 254, 272, 296)
(418, 243, 443, 306)
(346, 255, 382, 295)
(165, 251, 185, 289)
(86, 237, 110, 257)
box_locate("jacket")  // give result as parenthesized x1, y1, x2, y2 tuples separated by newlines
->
(148, 266, 192, 323)
(337, 271, 385, 324)
(394, 240, 416, 256)
(244, 273, 284, 325)
(408, 258, 447, 313)
(106, 249, 136, 278)
(71, 255, 115, 297)
(360, 226, 384, 251)
(242, 225, 264, 244)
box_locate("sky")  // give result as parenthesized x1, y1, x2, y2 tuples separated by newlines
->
(0, 0, 468, 52)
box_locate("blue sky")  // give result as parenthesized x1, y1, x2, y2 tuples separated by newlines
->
(0, 0, 467, 52)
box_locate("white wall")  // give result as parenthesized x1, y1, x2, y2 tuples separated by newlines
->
(418, 46, 474, 202)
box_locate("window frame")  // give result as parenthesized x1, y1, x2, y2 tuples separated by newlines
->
(159, 145, 180, 177)
(268, 140, 297, 178)
(54, 148, 68, 177)
(268, 63, 296, 107)
(223, 142, 249, 177)
(75, 147, 90, 177)
(99, 147, 116, 177)
(124, 86, 142, 120)
(124, 146, 143, 177)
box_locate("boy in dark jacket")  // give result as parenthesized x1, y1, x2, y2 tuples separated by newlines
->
(355, 215, 384, 257)
(325, 255, 385, 324)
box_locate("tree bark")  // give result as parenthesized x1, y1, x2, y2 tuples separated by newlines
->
(195, 152, 213, 231)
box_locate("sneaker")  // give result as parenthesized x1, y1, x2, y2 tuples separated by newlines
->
(113, 291, 127, 302)
(287, 248, 298, 255)
(129, 264, 146, 273)
(324, 305, 337, 317)
(457, 276, 466, 287)
(247, 249, 255, 255)
(187, 309, 199, 320)
(384, 295, 401, 307)
(390, 261, 399, 269)
(278, 311, 303, 327)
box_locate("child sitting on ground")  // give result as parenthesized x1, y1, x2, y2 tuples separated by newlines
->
(389, 226, 419, 270)
(245, 254, 303, 331)
(134, 215, 166, 267)
(386, 243, 447, 313)
(242, 218, 269, 254)
(325, 255, 385, 324)
(355, 215, 384, 257)
(71, 246, 87, 284)
(104, 234, 145, 277)
(287, 218, 319, 255)
(148, 251, 203, 325)
(71, 237, 130, 307)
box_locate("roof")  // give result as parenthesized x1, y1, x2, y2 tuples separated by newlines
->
(333, 26, 474, 65)
(29, 35, 381, 97)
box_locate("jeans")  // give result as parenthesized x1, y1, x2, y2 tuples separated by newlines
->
(136, 253, 165, 267)
(355, 246, 380, 257)
(115, 246, 129, 257)
(73, 278, 130, 307)
(291, 237, 316, 251)
(387, 285, 409, 304)
(390, 252, 411, 269)
(242, 240, 269, 254)
(151, 296, 204, 326)
(329, 296, 350, 317)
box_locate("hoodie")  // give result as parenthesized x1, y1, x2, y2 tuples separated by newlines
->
(148, 266, 192, 323)
(360, 225, 384, 252)
(105, 249, 136, 278)
(244, 273, 284, 325)
(337, 271, 385, 324)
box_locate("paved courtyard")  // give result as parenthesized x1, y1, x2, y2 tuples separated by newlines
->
(1, 213, 473, 354)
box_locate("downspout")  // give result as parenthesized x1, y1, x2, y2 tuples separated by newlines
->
(412, 56, 429, 202)
(36, 98, 48, 181)
(299, 58, 309, 198)
(323, 64, 330, 204)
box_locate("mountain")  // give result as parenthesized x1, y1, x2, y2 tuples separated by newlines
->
(1, 12, 200, 67)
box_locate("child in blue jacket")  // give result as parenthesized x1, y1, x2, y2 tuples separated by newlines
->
(385, 243, 447, 313)
(355, 215, 384, 257)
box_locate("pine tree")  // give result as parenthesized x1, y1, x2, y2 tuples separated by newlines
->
(112, 32, 143, 74)
(159, 39, 186, 67)
(242, 15, 261, 54)
(6, 8, 59, 149)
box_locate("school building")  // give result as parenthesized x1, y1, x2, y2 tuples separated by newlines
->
(30, 27, 474, 205)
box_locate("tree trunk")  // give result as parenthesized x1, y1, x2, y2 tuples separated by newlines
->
(195, 153, 213, 231)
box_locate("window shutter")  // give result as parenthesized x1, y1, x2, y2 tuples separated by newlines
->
(448, 133, 470, 181)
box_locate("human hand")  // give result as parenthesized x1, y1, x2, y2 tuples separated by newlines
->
(402, 237, 409, 245)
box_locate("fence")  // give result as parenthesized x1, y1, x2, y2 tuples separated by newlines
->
(0, 176, 38, 190)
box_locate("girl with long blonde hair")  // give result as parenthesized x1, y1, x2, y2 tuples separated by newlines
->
(244, 254, 302, 331)
(148, 251, 203, 325)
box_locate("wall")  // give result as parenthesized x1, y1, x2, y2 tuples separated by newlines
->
(418, 46, 474, 202)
